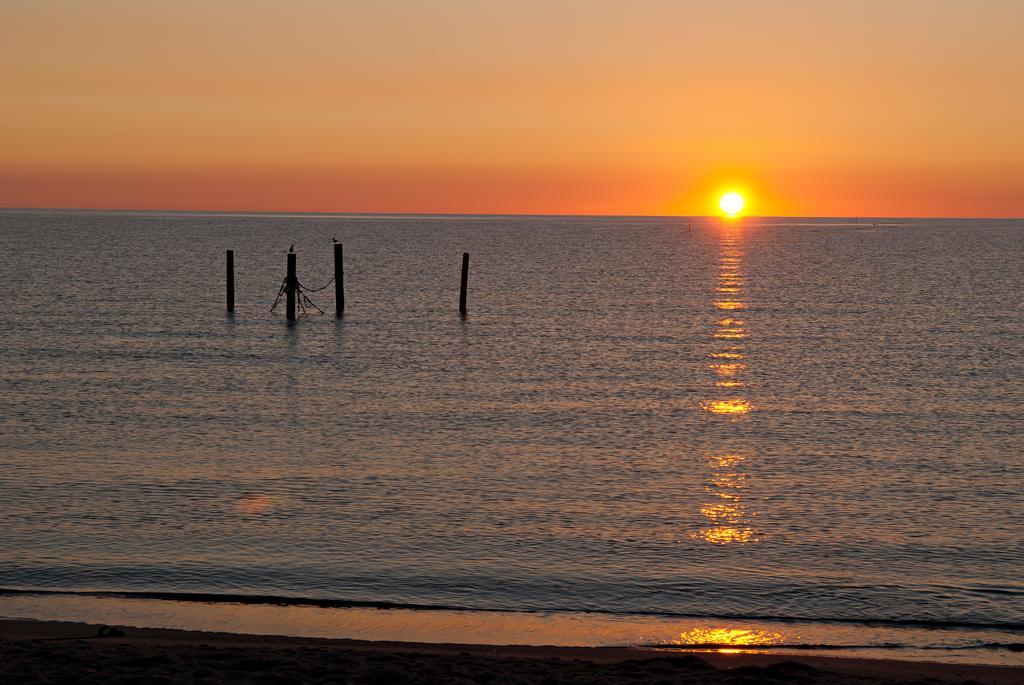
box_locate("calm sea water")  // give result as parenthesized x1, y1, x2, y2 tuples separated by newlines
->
(1, 211, 1022, 662)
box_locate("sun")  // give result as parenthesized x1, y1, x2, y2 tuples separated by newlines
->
(720, 192, 745, 216)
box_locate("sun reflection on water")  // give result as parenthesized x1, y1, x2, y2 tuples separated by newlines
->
(695, 230, 759, 545)
(708, 362, 745, 376)
(670, 627, 785, 648)
(701, 399, 751, 415)
(693, 453, 759, 544)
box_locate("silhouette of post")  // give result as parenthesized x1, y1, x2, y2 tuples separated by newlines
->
(459, 252, 469, 315)
(286, 252, 297, 322)
(226, 249, 235, 312)
(334, 243, 344, 317)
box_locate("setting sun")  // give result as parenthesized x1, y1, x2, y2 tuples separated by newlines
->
(720, 192, 745, 216)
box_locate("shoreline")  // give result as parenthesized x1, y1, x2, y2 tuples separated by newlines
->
(3, 618, 1024, 685)
(5, 587, 1018, 631)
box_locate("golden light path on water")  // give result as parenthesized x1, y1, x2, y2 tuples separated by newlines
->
(696, 453, 756, 544)
(694, 224, 758, 546)
(700, 400, 751, 415)
(669, 627, 786, 650)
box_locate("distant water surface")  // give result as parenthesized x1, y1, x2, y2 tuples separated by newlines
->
(1, 212, 1022, 664)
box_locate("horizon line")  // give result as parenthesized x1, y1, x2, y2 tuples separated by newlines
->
(1, 206, 1022, 221)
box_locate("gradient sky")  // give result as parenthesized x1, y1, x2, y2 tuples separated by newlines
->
(2, 1, 1022, 216)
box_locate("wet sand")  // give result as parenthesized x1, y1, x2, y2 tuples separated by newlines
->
(2, 619, 1022, 684)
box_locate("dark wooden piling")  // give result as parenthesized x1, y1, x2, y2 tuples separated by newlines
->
(286, 252, 297, 322)
(226, 249, 235, 312)
(459, 252, 469, 315)
(334, 243, 344, 317)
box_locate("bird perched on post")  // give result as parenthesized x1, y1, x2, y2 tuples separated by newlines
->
(332, 237, 337, 244)
(289, 244, 295, 253)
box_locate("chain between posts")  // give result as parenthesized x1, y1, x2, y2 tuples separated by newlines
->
(269, 275, 331, 317)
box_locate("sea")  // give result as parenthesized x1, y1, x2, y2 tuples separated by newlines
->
(1, 210, 1022, 665)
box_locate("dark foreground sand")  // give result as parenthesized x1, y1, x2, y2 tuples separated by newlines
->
(2, 619, 1021, 685)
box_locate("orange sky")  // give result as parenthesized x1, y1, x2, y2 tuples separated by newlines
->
(2, 1, 1022, 216)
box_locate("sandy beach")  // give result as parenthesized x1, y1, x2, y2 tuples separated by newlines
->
(2, 619, 1022, 685)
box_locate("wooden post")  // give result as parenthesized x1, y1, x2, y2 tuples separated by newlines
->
(286, 252, 297, 322)
(459, 252, 469, 315)
(226, 249, 235, 312)
(334, 243, 344, 317)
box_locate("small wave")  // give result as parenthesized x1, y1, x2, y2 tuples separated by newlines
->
(645, 643, 894, 651)
(950, 643, 1024, 653)
(3, 587, 1023, 633)
(645, 642, 1024, 652)
(0, 588, 478, 613)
